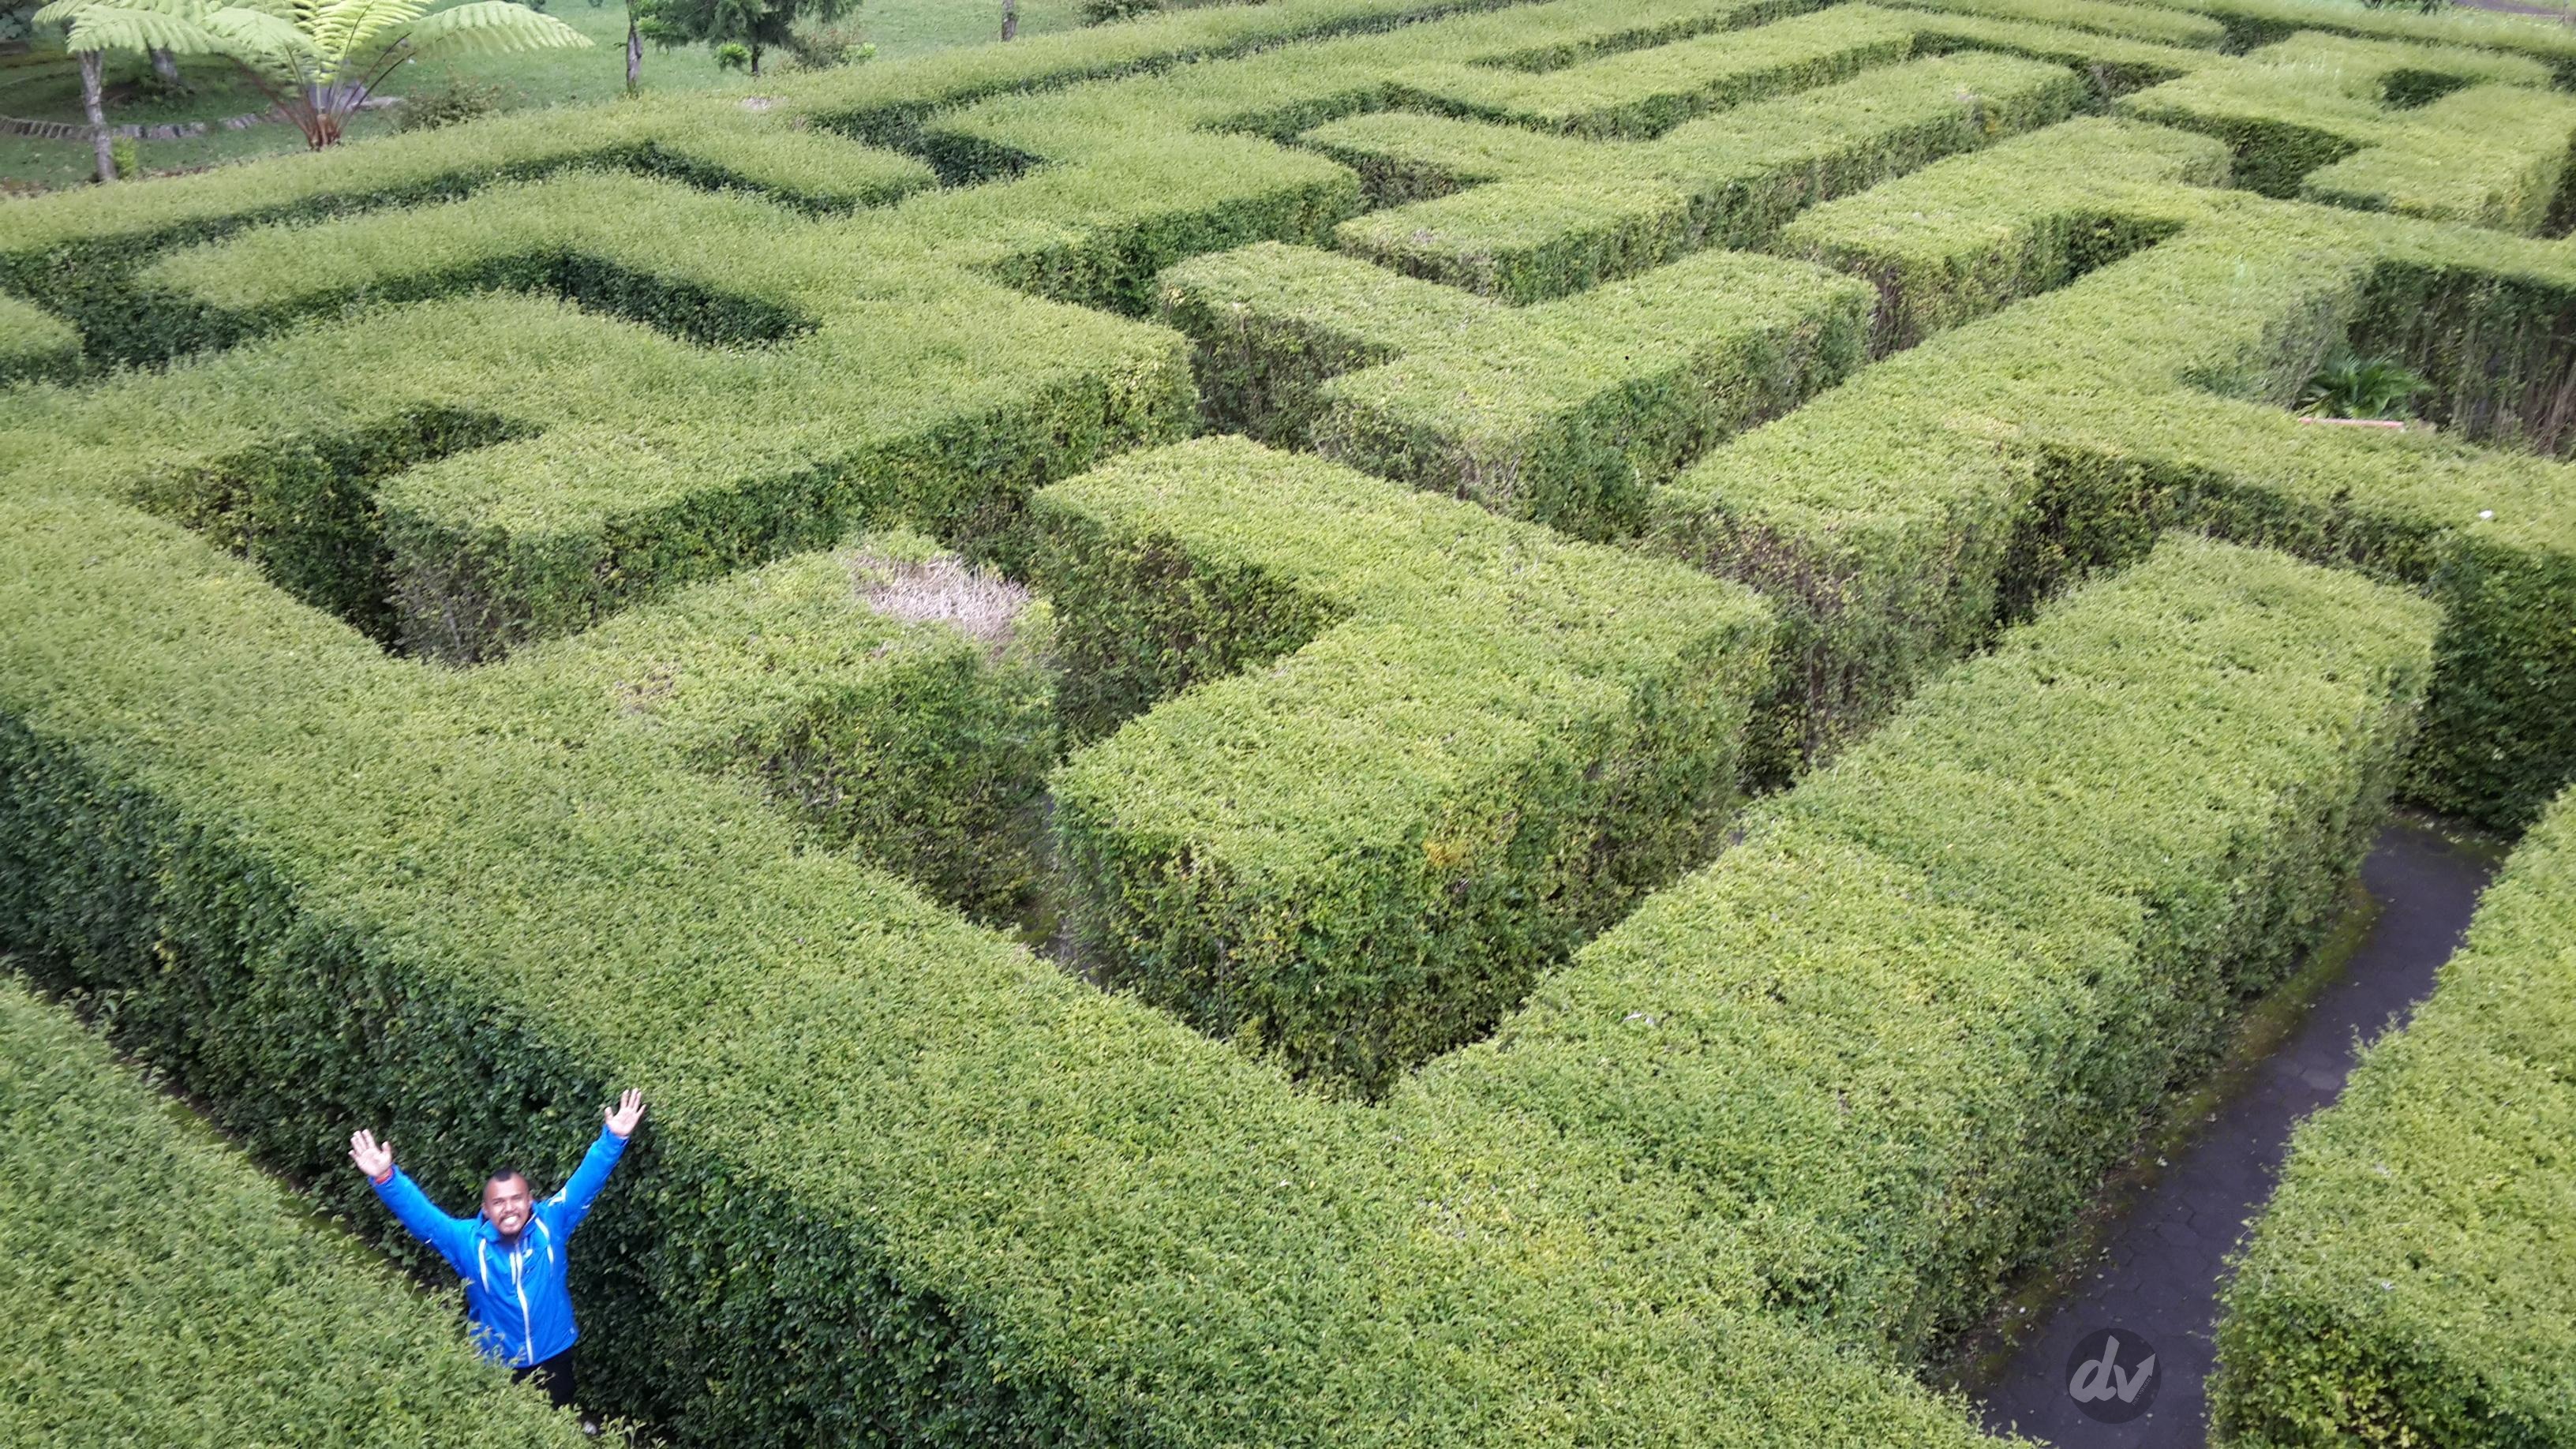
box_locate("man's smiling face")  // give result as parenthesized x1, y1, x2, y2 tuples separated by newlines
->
(481, 1170, 534, 1238)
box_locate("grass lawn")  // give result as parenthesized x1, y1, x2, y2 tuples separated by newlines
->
(0, 0, 1093, 192)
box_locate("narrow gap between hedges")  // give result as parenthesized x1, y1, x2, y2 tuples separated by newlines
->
(1951, 814, 2503, 1447)
(0, 955, 666, 1443)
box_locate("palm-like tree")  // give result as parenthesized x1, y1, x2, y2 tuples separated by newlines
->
(37, 0, 587, 152)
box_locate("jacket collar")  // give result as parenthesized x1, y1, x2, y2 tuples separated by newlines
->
(474, 1212, 552, 1252)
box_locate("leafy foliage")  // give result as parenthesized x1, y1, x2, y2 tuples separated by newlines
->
(392, 73, 506, 130)
(635, 0, 847, 75)
(1161, 242, 1871, 539)
(1039, 437, 1771, 1092)
(2297, 348, 2433, 420)
(1656, 113, 2576, 824)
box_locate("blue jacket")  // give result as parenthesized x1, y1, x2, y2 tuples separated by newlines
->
(370, 1128, 629, 1368)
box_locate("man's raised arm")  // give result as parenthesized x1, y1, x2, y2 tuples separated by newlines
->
(552, 1088, 642, 1233)
(349, 1128, 475, 1275)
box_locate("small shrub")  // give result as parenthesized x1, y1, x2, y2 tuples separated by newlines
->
(1080, 0, 1166, 22)
(713, 39, 752, 69)
(780, 24, 872, 69)
(2298, 348, 2432, 420)
(394, 77, 507, 133)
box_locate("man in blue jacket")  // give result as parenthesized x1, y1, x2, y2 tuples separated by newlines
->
(347, 1089, 644, 1423)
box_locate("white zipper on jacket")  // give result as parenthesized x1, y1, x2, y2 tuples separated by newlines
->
(511, 1235, 535, 1365)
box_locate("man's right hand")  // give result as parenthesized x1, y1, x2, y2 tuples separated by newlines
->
(348, 1129, 395, 1185)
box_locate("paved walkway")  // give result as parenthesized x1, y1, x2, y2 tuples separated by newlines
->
(1975, 818, 2496, 1447)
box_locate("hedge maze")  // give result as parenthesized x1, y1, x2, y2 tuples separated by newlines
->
(2, 0, 2572, 1442)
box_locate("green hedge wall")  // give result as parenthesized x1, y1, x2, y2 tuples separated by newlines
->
(0, 486, 2009, 1449)
(1161, 242, 1870, 538)
(0, 296, 78, 386)
(0, 975, 591, 1448)
(6, 290, 1189, 665)
(2144, 0, 2576, 86)
(0, 99, 938, 368)
(1156, 239, 1500, 446)
(1038, 436, 1772, 1093)
(1315, 50, 2089, 301)
(9, 2, 2576, 1442)
(1779, 116, 2228, 353)
(462, 539, 1059, 925)
(2213, 784, 2576, 1448)
(1883, 0, 2228, 45)
(1426, 534, 2439, 1360)
(0, 0, 1532, 294)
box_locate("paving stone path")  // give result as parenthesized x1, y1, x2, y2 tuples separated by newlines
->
(1976, 817, 2496, 1447)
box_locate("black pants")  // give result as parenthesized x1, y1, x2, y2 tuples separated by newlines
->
(512, 1346, 578, 1413)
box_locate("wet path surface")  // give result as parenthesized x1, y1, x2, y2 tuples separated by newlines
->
(1975, 818, 2496, 1447)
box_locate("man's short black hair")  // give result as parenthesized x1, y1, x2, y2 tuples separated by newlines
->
(483, 1166, 530, 1193)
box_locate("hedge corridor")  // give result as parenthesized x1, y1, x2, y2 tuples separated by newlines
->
(2215, 783, 2576, 1447)
(4, 0, 2574, 1443)
(0, 975, 593, 1447)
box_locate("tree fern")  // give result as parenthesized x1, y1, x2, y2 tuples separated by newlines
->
(36, 0, 585, 148)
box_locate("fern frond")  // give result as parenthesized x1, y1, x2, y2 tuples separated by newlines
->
(405, 0, 588, 57)
(308, 0, 432, 72)
(195, 2, 316, 69)
(51, 3, 232, 54)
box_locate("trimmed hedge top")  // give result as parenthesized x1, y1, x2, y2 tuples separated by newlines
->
(1039, 436, 1771, 1090)
(462, 541, 1060, 922)
(0, 295, 77, 385)
(1160, 240, 1871, 536)
(1316, 50, 2091, 301)
(2118, 32, 2573, 227)
(0, 977, 590, 1448)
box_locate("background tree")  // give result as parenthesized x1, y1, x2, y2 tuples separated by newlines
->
(28, 0, 153, 182)
(36, 0, 586, 148)
(637, 0, 844, 76)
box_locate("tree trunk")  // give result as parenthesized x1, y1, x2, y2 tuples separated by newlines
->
(303, 81, 341, 148)
(149, 47, 183, 87)
(79, 51, 114, 184)
(1002, 0, 1018, 40)
(625, 9, 642, 94)
(748, 42, 761, 75)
